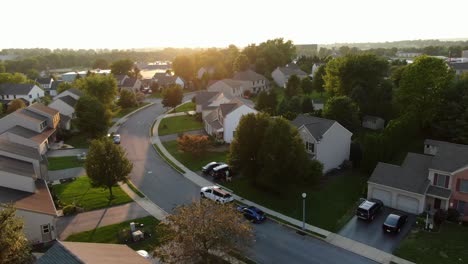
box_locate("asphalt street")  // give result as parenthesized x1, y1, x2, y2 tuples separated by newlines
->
(118, 97, 376, 264)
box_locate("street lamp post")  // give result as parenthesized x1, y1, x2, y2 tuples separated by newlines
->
(302, 193, 307, 230)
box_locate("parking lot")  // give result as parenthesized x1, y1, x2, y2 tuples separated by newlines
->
(338, 207, 416, 253)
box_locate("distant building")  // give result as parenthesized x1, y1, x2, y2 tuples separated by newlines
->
(197, 66, 216, 79)
(61, 69, 111, 82)
(395, 51, 422, 58)
(272, 64, 308, 88)
(462, 50, 468, 58)
(207, 79, 245, 97)
(362, 115, 385, 130)
(450, 62, 468, 76)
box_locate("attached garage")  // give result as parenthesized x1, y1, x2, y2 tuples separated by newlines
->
(371, 188, 392, 206)
(396, 195, 420, 214)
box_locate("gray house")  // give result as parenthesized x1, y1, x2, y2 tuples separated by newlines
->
(232, 70, 269, 94)
(272, 64, 308, 88)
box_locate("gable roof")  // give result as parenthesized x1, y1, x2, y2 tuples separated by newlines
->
(219, 103, 242, 117)
(67, 88, 84, 97)
(451, 62, 468, 70)
(195, 91, 222, 107)
(369, 153, 432, 195)
(37, 241, 151, 264)
(58, 95, 78, 108)
(0, 180, 57, 215)
(50, 80, 63, 91)
(35, 77, 53, 85)
(15, 108, 48, 123)
(113, 74, 128, 83)
(0, 138, 40, 159)
(220, 79, 245, 89)
(291, 114, 336, 140)
(121, 77, 139, 87)
(233, 70, 267, 81)
(0, 83, 39, 95)
(4, 125, 51, 144)
(277, 66, 307, 77)
(29, 102, 59, 116)
(425, 139, 468, 172)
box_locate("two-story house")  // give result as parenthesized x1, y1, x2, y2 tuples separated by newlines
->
(233, 70, 269, 94)
(153, 73, 185, 89)
(49, 88, 83, 130)
(291, 115, 352, 173)
(35, 77, 54, 91)
(0, 83, 45, 105)
(207, 79, 245, 97)
(367, 139, 468, 219)
(194, 91, 232, 118)
(272, 64, 308, 88)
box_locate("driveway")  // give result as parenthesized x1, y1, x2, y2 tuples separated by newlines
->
(338, 207, 416, 253)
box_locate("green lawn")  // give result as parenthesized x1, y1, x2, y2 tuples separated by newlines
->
(48, 156, 84, 171)
(162, 140, 228, 172)
(64, 134, 90, 148)
(51, 176, 133, 211)
(66, 216, 162, 251)
(171, 102, 195, 113)
(394, 223, 468, 264)
(114, 102, 150, 118)
(224, 170, 367, 232)
(158, 115, 203, 136)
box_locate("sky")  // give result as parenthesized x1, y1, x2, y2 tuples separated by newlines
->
(2, 0, 467, 49)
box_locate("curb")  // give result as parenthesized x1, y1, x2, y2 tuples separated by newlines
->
(108, 102, 155, 134)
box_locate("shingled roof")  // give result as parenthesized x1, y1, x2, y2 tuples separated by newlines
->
(425, 139, 468, 172)
(0, 180, 57, 215)
(291, 114, 337, 140)
(0, 83, 39, 95)
(58, 95, 78, 107)
(277, 66, 307, 77)
(233, 70, 267, 82)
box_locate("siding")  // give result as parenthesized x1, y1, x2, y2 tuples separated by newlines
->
(15, 210, 56, 244)
(451, 168, 468, 203)
(48, 100, 75, 118)
(223, 105, 257, 143)
(316, 122, 352, 172)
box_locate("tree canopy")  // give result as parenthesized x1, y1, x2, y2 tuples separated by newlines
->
(301, 77, 313, 94)
(233, 54, 250, 72)
(285, 75, 302, 98)
(6, 99, 26, 114)
(74, 74, 118, 107)
(75, 95, 111, 138)
(85, 137, 133, 198)
(110, 59, 134, 75)
(172, 55, 195, 82)
(162, 85, 183, 109)
(323, 96, 360, 132)
(311, 64, 326, 94)
(0, 204, 33, 264)
(0, 72, 30, 85)
(118, 90, 138, 108)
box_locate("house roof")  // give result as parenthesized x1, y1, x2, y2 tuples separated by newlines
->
(195, 91, 222, 107)
(155, 75, 180, 86)
(0, 83, 39, 95)
(29, 102, 59, 116)
(4, 125, 53, 144)
(233, 70, 267, 82)
(0, 180, 57, 215)
(210, 120, 223, 131)
(58, 95, 78, 108)
(50, 80, 63, 91)
(0, 138, 40, 159)
(0, 155, 35, 177)
(220, 79, 245, 89)
(204, 109, 219, 123)
(451, 62, 468, 70)
(35, 77, 53, 85)
(291, 114, 336, 140)
(277, 66, 307, 77)
(426, 185, 452, 199)
(15, 108, 48, 123)
(425, 139, 468, 172)
(37, 241, 151, 264)
(368, 153, 432, 195)
(60, 113, 71, 123)
(219, 103, 242, 117)
(121, 77, 139, 87)
(114, 74, 128, 83)
(67, 88, 84, 97)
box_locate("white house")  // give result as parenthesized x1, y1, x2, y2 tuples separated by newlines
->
(35, 78, 54, 90)
(0, 83, 44, 104)
(362, 115, 385, 130)
(272, 64, 308, 88)
(61, 69, 111, 82)
(291, 115, 352, 173)
(207, 79, 245, 97)
(194, 91, 232, 118)
(50, 88, 82, 130)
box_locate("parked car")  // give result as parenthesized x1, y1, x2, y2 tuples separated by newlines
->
(211, 164, 230, 180)
(237, 206, 266, 223)
(382, 213, 408, 233)
(200, 186, 234, 204)
(107, 133, 121, 144)
(202, 162, 224, 175)
(137, 250, 151, 259)
(356, 199, 383, 221)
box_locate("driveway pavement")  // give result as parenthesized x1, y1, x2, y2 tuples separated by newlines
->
(338, 207, 416, 253)
(48, 167, 85, 181)
(47, 149, 88, 157)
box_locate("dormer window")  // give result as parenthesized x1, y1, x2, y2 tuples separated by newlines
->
(40, 121, 47, 130)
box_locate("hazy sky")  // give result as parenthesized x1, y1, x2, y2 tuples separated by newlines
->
(2, 0, 467, 49)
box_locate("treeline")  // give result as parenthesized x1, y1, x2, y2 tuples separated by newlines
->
(320, 39, 468, 50)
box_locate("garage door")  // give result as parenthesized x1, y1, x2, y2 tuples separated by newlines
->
(396, 195, 419, 214)
(371, 188, 392, 206)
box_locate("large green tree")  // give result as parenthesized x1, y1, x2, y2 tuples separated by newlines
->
(285, 75, 302, 98)
(0, 204, 33, 264)
(74, 74, 118, 107)
(301, 76, 313, 94)
(162, 85, 183, 109)
(172, 55, 195, 82)
(85, 137, 133, 198)
(233, 54, 250, 72)
(75, 95, 111, 137)
(255, 90, 278, 115)
(110, 59, 134, 75)
(323, 96, 360, 132)
(255, 38, 296, 76)
(0, 72, 30, 85)
(118, 90, 138, 108)
(92, 58, 109, 69)
(311, 64, 326, 95)
(396, 55, 455, 127)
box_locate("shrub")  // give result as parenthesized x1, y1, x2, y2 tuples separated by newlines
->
(63, 204, 77, 216)
(118, 90, 138, 108)
(177, 134, 209, 156)
(433, 209, 447, 226)
(447, 208, 460, 222)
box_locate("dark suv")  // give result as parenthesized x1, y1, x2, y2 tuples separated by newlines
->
(356, 199, 383, 221)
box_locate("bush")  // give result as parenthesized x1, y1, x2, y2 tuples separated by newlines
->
(447, 208, 460, 222)
(433, 209, 447, 226)
(63, 204, 77, 216)
(177, 134, 209, 156)
(118, 90, 138, 108)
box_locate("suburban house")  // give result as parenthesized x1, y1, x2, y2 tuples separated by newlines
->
(114, 74, 129, 86)
(49, 88, 83, 130)
(153, 73, 185, 89)
(37, 241, 151, 264)
(367, 139, 468, 218)
(197, 66, 215, 79)
(61, 69, 111, 82)
(0, 83, 45, 105)
(311, 63, 324, 78)
(395, 51, 423, 58)
(362, 115, 385, 130)
(207, 79, 245, 97)
(233, 70, 269, 94)
(291, 115, 353, 173)
(450, 62, 468, 77)
(272, 64, 308, 88)
(35, 77, 54, 90)
(119, 77, 142, 93)
(312, 99, 324, 111)
(48, 80, 64, 97)
(195, 91, 257, 143)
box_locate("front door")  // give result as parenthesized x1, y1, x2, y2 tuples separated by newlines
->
(434, 198, 441, 209)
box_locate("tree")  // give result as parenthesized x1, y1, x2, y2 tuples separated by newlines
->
(396, 55, 455, 127)
(118, 90, 137, 108)
(162, 85, 183, 109)
(0, 72, 29, 85)
(177, 134, 209, 156)
(285, 75, 302, 98)
(301, 77, 313, 94)
(0, 204, 33, 264)
(311, 64, 326, 95)
(85, 137, 133, 198)
(57, 82, 73, 93)
(255, 38, 296, 76)
(110, 59, 134, 75)
(255, 90, 277, 115)
(172, 55, 195, 82)
(74, 74, 118, 107)
(155, 200, 253, 263)
(6, 99, 26, 113)
(323, 96, 360, 132)
(92, 58, 108, 69)
(75, 95, 111, 138)
(301, 97, 314, 113)
(0, 62, 5, 73)
(26, 69, 39, 80)
(233, 54, 250, 72)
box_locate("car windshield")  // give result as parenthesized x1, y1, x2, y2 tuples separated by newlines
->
(357, 208, 368, 214)
(384, 215, 399, 226)
(249, 207, 264, 215)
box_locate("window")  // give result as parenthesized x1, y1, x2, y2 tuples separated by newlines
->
(40, 121, 47, 130)
(305, 142, 314, 152)
(457, 201, 466, 214)
(29, 95, 32, 98)
(460, 180, 468, 193)
(41, 224, 50, 234)
(435, 174, 449, 188)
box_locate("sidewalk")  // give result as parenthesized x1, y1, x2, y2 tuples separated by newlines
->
(151, 112, 415, 264)
(119, 183, 168, 221)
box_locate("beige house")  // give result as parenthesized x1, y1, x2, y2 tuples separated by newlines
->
(50, 88, 83, 130)
(119, 78, 142, 93)
(272, 64, 308, 88)
(233, 70, 269, 94)
(207, 79, 245, 97)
